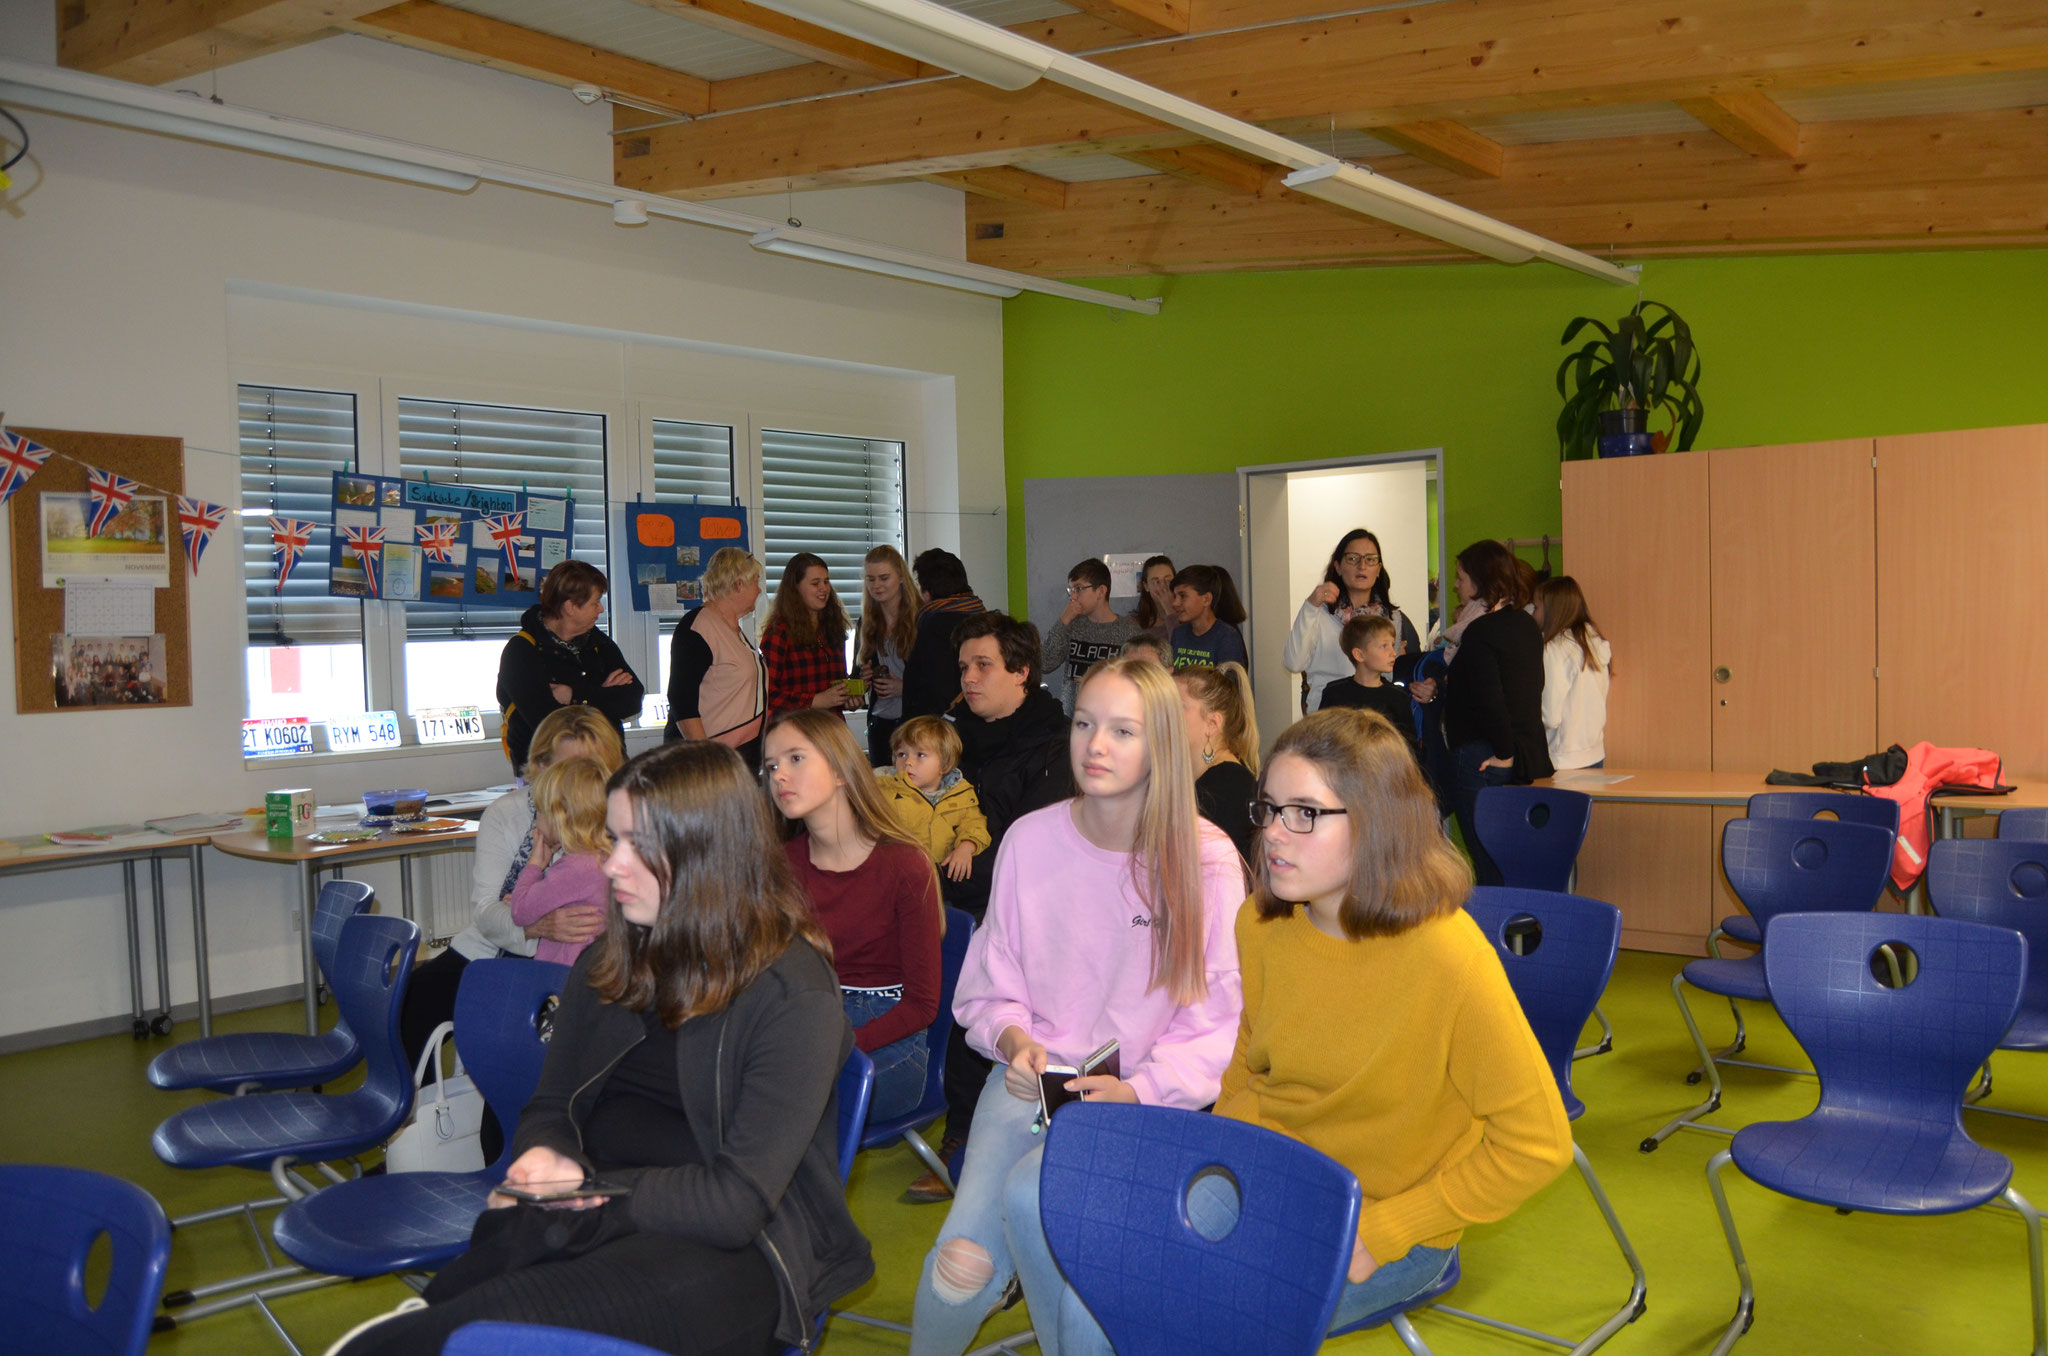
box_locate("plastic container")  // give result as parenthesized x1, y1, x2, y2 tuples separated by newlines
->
(361, 788, 430, 826)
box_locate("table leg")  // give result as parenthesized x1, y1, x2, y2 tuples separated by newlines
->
(298, 861, 319, 1037)
(149, 856, 173, 1035)
(123, 861, 145, 1039)
(400, 855, 416, 925)
(189, 847, 212, 1038)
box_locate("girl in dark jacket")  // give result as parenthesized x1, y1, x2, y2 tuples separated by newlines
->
(337, 740, 872, 1356)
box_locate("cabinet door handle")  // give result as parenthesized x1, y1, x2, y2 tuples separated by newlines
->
(1713, 666, 1732, 684)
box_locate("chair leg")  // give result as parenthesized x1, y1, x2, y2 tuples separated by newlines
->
(904, 1127, 956, 1193)
(1388, 1311, 1438, 1355)
(2001, 1186, 2047, 1356)
(1968, 1062, 1995, 1106)
(1643, 977, 1733, 1152)
(1704, 1149, 1756, 1356)
(1573, 1005, 1615, 1062)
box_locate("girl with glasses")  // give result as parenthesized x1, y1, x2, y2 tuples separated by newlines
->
(1283, 529, 1426, 717)
(1222, 708, 1571, 1331)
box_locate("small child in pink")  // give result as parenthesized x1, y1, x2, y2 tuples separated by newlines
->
(508, 755, 613, 966)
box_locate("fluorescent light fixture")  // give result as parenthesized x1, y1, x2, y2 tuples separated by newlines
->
(751, 225, 1162, 312)
(740, 0, 1052, 90)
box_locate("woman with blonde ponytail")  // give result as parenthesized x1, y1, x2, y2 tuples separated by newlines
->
(1174, 662, 1261, 861)
(910, 654, 1245, 1356)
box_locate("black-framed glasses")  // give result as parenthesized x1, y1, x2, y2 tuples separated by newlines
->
(1340, 553, 1382, 568)
(1248, 800, 1350, 833)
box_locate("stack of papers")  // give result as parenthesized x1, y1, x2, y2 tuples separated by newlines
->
(144, 813, 247, 834)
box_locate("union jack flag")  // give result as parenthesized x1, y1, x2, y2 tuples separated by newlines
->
(270, 517, 315, 593)
(481, 511, 525, 578)
(416, 519, 459, 563)
(0, 430, 55, 506)
(341, 524, 388, 596)
(176, 496, 228, 575)
(85, 467, 140, 536)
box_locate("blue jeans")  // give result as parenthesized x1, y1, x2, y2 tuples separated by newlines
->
(910, 1065, 1082, 1356)
(1452, 741, 1515, 886)
(842, 988, 929, 1123)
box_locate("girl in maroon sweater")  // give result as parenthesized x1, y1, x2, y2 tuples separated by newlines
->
(766, 709, 944, 1120)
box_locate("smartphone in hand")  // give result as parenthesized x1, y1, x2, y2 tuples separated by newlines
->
(1036, 1038, 1121, 1125)
(497, 1180, 632, 1207)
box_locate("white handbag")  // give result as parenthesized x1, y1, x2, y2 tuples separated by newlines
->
(385, 1021, 487, 1174)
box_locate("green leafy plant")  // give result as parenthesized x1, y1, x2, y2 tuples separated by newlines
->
(1555, 300, 1704, 459)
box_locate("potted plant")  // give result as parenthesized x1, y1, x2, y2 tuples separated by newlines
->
(1555, 300, 1704, 459)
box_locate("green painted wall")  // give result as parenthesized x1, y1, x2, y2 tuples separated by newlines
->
(1002, 249, 2048, 616)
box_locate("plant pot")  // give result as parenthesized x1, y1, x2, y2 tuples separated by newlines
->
(1597, 432, 1656, 457)
(1598, 408, 1648, 436)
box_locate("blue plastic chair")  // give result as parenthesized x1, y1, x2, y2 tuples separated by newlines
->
(1702, 911, 2044, 1356)
(1473, 786, 1611, 1059)
(2001, 808, 2048, 842)
(446, 1322, 667, 1355)
(1642, 816, 1895, 1153)
(1712, 794, 1901, 949)
(773, 1047, 875, 1356)
(147, 881, 376, 1095)
(151, 913, 419, 1331)
(0, 1164, 171, 1356)
(271, 959, 572, 1291)
(1037, 1102, 1361, 1356)
(1447, 888, 1645, 1353)
(1928, 838, 2048, 1124)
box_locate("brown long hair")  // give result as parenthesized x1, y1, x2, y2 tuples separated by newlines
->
(1173, 662, 1260, 774)
(856, 545, 920, 668)
(768, 552, 849, 650)
(1172, 564, 1247, 627)
(1536, 575, 1608, 674)
(1253, 709, 1471, 939)
(1075, 656, 1212, 1005)
(1131, 553, 1176, 630)
(1456, 539, 1525, 611)
(590, 742, 831, 1027)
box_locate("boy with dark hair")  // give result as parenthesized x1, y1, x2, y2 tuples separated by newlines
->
(1039, 557, 1141, 715)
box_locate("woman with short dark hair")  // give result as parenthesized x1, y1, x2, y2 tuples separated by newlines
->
(1441, 540, 1553, 884)
(496, 560, 644, 773)
(902, 549, 985, 720)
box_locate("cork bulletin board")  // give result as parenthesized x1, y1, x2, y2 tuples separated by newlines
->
(9, 427, 193, 713)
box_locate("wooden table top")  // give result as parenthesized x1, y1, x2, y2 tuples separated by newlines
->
(208, 823, 479, 863)
(1538, 768, 2048, 809)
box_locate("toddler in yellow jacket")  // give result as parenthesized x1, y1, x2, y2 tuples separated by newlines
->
(879, 716, 993, 883)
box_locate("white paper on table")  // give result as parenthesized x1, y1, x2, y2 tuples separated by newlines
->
(1552, 771, 1634, 786)
(64, 581, 155, 635)
(1102, 551, 1155, 597)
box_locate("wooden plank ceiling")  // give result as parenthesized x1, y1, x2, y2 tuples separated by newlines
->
(56, 0, 2048, 277)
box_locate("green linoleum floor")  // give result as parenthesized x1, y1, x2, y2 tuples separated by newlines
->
(6, 947, 2047, 1354)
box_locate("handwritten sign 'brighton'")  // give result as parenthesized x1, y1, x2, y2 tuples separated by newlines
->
(403, 482, 519, 515)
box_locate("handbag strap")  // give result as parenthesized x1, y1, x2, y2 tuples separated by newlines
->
(412, 1021, 467, 1099)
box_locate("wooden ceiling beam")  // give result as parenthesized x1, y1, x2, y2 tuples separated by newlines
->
(623, 0, 922, 82)
(1368, 121, 1504, 179)
(925, 165, 1070, 208)
(57, 0, 394, 82)
(618, 0, 2048, 197)
(1058, 0, 1190, 40)
(1127, 144, 1276, 196)
(961, 107, 2048, 276)
(346, 2, 711, 115)
(1678, 92, 1803, 158)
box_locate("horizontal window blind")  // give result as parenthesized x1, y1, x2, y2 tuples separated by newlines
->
(760, 429, 907, 638)
(397, 399, 609, 640)
(651, 420, 737, 505)
(239, 385, 364, 647)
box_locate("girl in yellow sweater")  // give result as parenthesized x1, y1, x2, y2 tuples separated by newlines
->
(1215, 706, 1573, 1328)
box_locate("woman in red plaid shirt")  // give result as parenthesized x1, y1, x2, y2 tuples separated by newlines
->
(762, 552, 863, 720)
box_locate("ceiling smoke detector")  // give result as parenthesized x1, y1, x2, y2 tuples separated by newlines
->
(570, 84, 604, 106)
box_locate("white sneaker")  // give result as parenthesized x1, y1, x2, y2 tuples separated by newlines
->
(321, 1295, 428, 1356)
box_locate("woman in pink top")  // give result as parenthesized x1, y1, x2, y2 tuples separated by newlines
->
(508, 756, 613, 966)
(909, 654, 1246, 1356)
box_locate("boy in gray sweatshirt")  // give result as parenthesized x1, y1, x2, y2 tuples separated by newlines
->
(1039, 557, 1140, 715)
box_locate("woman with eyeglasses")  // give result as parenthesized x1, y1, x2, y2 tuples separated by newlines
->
(1213, 708, 1571, 1334)
(1283, 529, 1425, 715)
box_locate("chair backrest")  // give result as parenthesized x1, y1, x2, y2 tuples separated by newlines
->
(453, 960, 573, 1174)
(1747, 791, 1901, 837)
(443, 1321, 666, 1355)
(329, 913, 422, 1127)
(1765, 912, 2024, 1124)
(312, 879, 377, 987)
(1927, 839, 2048, 1017)
(0, 1164, 171, 1356)
(1472, 787, 1593, 892)
(1999, 808, 2048, 842)
(835, 1049, 875, 1184)
(1464, 887, 1621, 1116)
(1721, 816, 1895, 928)
(921, 909, 975, 1098)
(1038, 1103, 1360, 1356)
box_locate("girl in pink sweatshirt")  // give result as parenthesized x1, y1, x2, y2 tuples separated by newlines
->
(910, 654, 1246, 1356)
(508, 755, 613, 966)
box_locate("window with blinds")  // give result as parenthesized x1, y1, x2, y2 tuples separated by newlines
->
(760, 429, 907, 647)
(396, 399, 610, 640)
(239, 386, 362, 647)
(651, 420, 736, 504)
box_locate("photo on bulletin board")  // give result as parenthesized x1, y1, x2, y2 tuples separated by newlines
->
(52, 634, 167, 707)
(624, 504, 750, 614)
(40, 493, 172, 588)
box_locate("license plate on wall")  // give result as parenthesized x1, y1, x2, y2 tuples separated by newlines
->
(414, 706, 486, 745)
(326, 710, 402, 752)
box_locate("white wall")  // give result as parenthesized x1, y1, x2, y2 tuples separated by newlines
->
(1285, 463, 1431, 640)
(0, 34, 1004, 1039)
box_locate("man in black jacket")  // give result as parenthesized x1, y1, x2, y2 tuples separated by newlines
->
(495, 561, 645, 772)
(907, 610, 1072, 1202)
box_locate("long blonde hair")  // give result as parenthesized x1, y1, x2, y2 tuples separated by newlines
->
(530, 755, 611, 857)
(1173, 662, 1260, 774)
(1074, 655, 1210, 1005)
(857, 545, 920, 668)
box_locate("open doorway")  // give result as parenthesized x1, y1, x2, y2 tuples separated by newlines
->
(1239, 450, 1444, 749)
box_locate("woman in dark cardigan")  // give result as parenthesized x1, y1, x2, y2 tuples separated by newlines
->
(336, 741, 872, 1356)
(1442, 540, 1554, 886)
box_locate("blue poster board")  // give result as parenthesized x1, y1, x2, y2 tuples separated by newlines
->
(327, 473, 574, 605)
(624, 504, 751, 614)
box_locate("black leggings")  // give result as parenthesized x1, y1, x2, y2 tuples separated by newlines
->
(335, 1231, 781, 1356)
